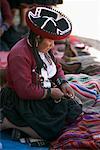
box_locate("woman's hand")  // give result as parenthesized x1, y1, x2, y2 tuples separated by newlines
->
(51, 88, 64, 100)
(61, 82, 75, 99)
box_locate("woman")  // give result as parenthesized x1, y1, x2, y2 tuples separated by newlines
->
(0, 6, 82, 145)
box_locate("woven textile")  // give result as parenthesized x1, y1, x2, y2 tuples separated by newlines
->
(51, 114, 100, 149)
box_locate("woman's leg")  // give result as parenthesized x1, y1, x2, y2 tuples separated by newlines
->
(0, 117, 41, 139)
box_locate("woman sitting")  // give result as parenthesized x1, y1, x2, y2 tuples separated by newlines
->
(0, 6, 82, 146)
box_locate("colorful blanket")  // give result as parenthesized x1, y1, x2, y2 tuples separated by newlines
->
(65, 73, 100, 113)
(51, 114, 100, 149)
(51, 73, 100, 149)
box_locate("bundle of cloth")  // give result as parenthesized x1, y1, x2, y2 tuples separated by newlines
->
(65, 73, 100, 114)
(54, 35, 100, 75)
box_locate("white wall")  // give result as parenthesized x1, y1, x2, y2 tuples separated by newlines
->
(57, 0, 100, 40)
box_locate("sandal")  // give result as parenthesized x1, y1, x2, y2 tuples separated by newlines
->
(11, 129, 50, 147)
(24, 138, 50, 147)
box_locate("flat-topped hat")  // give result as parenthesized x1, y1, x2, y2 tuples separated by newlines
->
(26, 6, 72, 40)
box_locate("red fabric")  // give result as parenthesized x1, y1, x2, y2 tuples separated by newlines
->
(69, 35, 81, 44)
(1, 0, 13, 25)
(7, 38, 65, 100)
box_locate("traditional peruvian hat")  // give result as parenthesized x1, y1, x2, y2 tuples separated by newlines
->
(26, 6, 72, 40)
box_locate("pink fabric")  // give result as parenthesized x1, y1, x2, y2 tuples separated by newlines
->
(0, 51, 9, 69)
(1, 0, 13, 25)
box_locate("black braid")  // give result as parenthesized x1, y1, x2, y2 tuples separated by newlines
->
(28, 31, 44, 74)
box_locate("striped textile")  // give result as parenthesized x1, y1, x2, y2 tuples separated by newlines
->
(51, 74, 100, 149)
(51, 114, 100, 149)
(65, 73, 100, 93)
(70, 82, 97, 100)
(64, 73, 100, 113)
(70, 83, 97, 113)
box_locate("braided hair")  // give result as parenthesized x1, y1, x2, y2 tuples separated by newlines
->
(28, 31, 44, 74)
(28, 30, 56, 74)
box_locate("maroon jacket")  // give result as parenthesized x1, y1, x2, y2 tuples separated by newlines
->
(7, 38, 65, 100)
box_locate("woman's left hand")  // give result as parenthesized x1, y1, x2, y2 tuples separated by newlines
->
(61, 82, 75, 99)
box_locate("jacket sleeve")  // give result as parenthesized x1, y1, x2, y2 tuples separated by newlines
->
(8, 55, 45, 100)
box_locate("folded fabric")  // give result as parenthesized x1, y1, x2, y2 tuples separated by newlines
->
(69, 83, 97, 113)
(65, 73, 100, 92)
(70, 83, 97, 100)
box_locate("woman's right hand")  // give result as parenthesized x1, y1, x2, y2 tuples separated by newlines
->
(51, 88, 64, 100)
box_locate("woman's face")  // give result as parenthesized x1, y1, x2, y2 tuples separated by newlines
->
(37, 38, 54, 53)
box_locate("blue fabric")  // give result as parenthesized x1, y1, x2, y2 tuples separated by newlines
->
(0, 131, 49, 150)
(73, 83, 97, 96)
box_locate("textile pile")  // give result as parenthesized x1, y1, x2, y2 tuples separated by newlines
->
(51, 36, 100, 149)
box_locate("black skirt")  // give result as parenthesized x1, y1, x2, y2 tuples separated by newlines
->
(0, 87, 82, 141)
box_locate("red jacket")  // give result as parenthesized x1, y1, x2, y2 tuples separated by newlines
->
(7, 38, 65, 100)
